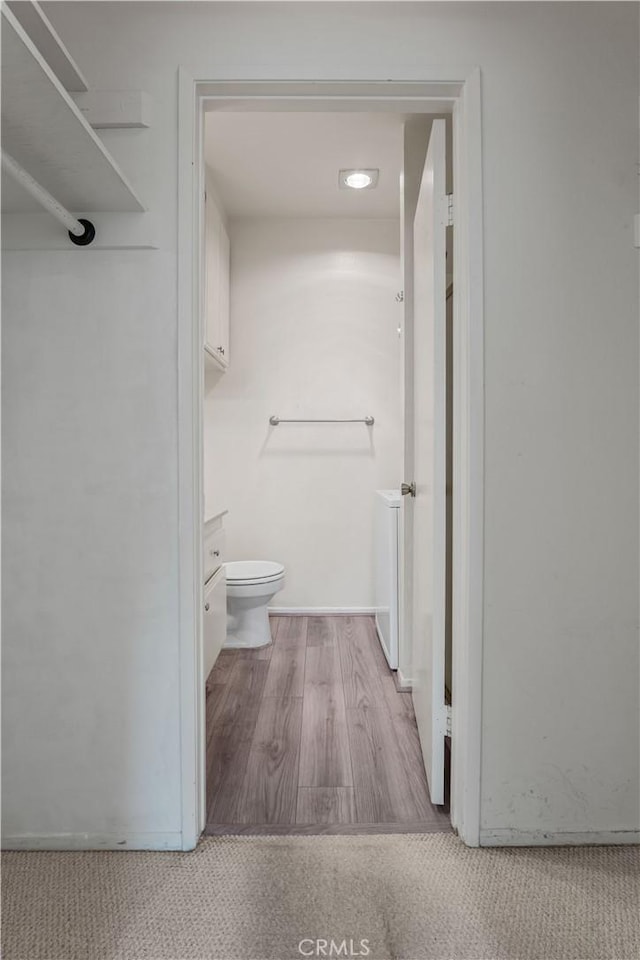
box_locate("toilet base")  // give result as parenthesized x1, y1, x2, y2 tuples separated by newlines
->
(225, 599, 274, 649)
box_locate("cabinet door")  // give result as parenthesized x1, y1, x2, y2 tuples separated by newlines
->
(203, 567, 227, 683)
(204, 189, 230, 368)
(217, 220, 230, 362)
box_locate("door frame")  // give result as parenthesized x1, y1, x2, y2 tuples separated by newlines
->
(177, 71, 484, 848)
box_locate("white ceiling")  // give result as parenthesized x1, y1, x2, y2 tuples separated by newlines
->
(204, 111, 404, 219)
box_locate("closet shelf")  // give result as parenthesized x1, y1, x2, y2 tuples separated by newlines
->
(1, 5, 144, 217)
(6, 1, 88, 93)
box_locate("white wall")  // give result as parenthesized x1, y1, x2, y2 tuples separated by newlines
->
(204, 218, 402, 609)
(2, 1, 637, 847)
(2, 252, 182, 846)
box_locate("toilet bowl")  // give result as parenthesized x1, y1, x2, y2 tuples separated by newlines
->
(224, 560, 285, 649)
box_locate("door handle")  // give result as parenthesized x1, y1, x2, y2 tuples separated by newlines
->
(401, 482, 416, 497)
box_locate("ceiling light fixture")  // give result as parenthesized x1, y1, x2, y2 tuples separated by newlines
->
(339, 168, 379, 190)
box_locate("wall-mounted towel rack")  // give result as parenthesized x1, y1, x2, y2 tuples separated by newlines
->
(269, 415, 374, 426)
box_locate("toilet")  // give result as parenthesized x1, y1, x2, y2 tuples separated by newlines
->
(224, 560, 285, 648)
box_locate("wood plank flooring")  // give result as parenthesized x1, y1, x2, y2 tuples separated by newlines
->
(205, 615, 450, 834)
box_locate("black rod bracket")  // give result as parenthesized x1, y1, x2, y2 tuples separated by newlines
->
(68, 218, 96, 246)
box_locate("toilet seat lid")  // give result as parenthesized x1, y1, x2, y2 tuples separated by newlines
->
(225, 560, 285, 584)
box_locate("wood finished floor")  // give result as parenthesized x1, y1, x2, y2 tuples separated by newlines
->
(205, 615, 451, 834)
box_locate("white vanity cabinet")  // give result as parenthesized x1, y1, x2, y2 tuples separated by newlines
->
(204, 179, 230, 370)
(203, 510, 228, 683)
(203, 567, 226, 683)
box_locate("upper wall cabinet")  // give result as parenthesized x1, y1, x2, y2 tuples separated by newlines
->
(204, 180, 230, 370)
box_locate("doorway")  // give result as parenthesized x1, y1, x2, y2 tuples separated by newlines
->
(177, 77, 484, 849)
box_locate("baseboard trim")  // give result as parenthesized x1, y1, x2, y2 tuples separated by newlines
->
(269, 607, 376, 616)
(479, 828, 640, 847)
(397, 667, 413, 689)
(394, 673, 412, 693)
(1, 831, 184, 851)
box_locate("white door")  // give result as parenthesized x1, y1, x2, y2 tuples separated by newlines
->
(406, 119, 448, 805)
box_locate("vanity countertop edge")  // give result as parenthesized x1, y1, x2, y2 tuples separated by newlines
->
(204, 509, 229, 528)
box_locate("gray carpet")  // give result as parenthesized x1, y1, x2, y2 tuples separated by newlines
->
(2, 834, 639, 960)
